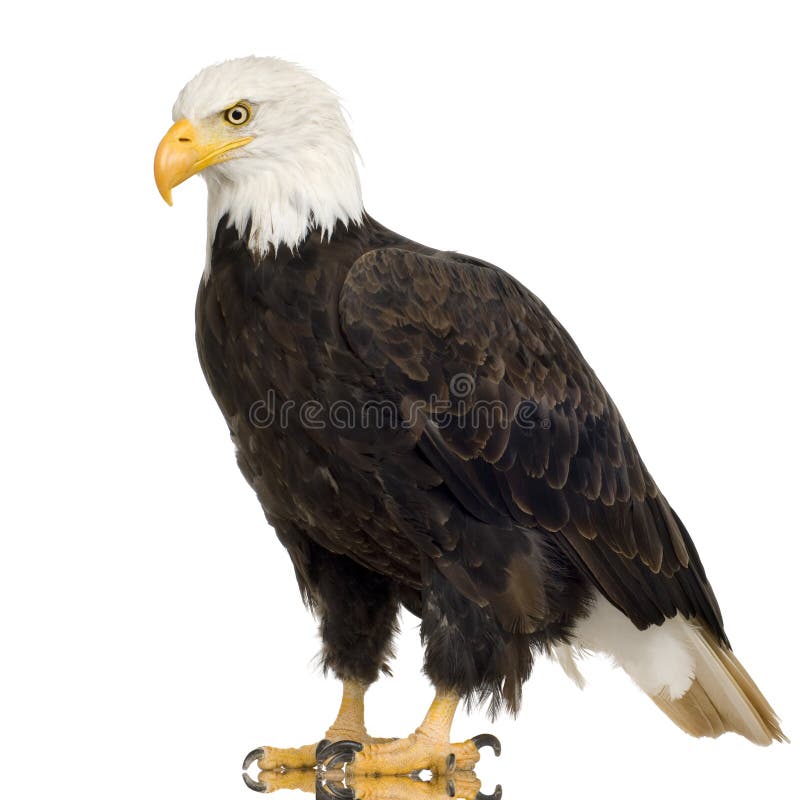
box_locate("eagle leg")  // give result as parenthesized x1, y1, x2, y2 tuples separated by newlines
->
(242, 680, 392, 787)
(317, 689, 501, 776)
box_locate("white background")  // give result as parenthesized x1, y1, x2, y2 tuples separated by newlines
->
(1, 2, 798, 798)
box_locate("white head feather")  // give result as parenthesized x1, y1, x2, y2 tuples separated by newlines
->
(172, 56, 363, 267)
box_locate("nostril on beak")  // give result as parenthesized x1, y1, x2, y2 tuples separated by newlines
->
(178, 137, 191, 143)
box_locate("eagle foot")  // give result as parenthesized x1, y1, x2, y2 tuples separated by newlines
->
(317, 731, 500, 776)
(241, 735, 395, 789)
(245, 768, 500, 800)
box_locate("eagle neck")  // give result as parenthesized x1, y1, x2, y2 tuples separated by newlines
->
(202, 157, 364, 279)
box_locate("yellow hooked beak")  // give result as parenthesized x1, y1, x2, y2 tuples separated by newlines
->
(154, 119, 253, 205)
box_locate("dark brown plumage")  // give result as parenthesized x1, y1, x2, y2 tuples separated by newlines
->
(196, 214, 726, 714)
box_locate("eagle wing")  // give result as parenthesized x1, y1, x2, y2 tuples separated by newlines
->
(339, 246, 726, 643)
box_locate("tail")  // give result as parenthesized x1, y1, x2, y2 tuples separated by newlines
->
(651, 624, 786, 745)
(558, 592, 786, 745)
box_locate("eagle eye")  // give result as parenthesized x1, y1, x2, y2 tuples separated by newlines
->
(224, 103, 251, 126)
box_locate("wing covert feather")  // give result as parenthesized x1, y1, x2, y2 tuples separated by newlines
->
(340, 247, 726, 641)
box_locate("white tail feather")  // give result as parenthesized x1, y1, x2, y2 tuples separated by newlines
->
(653, 624, 786, 745)
(556, 591, 786, 744)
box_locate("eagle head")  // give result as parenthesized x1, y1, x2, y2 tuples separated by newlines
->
(155, 57, 363, 258)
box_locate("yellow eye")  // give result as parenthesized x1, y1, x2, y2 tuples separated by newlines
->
(224, 103, 251, 126)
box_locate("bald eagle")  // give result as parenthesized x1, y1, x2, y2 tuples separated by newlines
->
(155, 57, 784, 786)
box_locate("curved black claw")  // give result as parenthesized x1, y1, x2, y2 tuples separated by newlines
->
(327, 750, 357, 770)
(447, 779, 456, 797)
(471, 734, 502, 757)
(445, 753, 456, 772)
(315, 739, 332, 760)
(242, 748, 265, 771)
(316, 739, 364, 766)
(316, 779, 356, 800)
(242, 772, 267, 792)
(476, 785, 503, 800)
